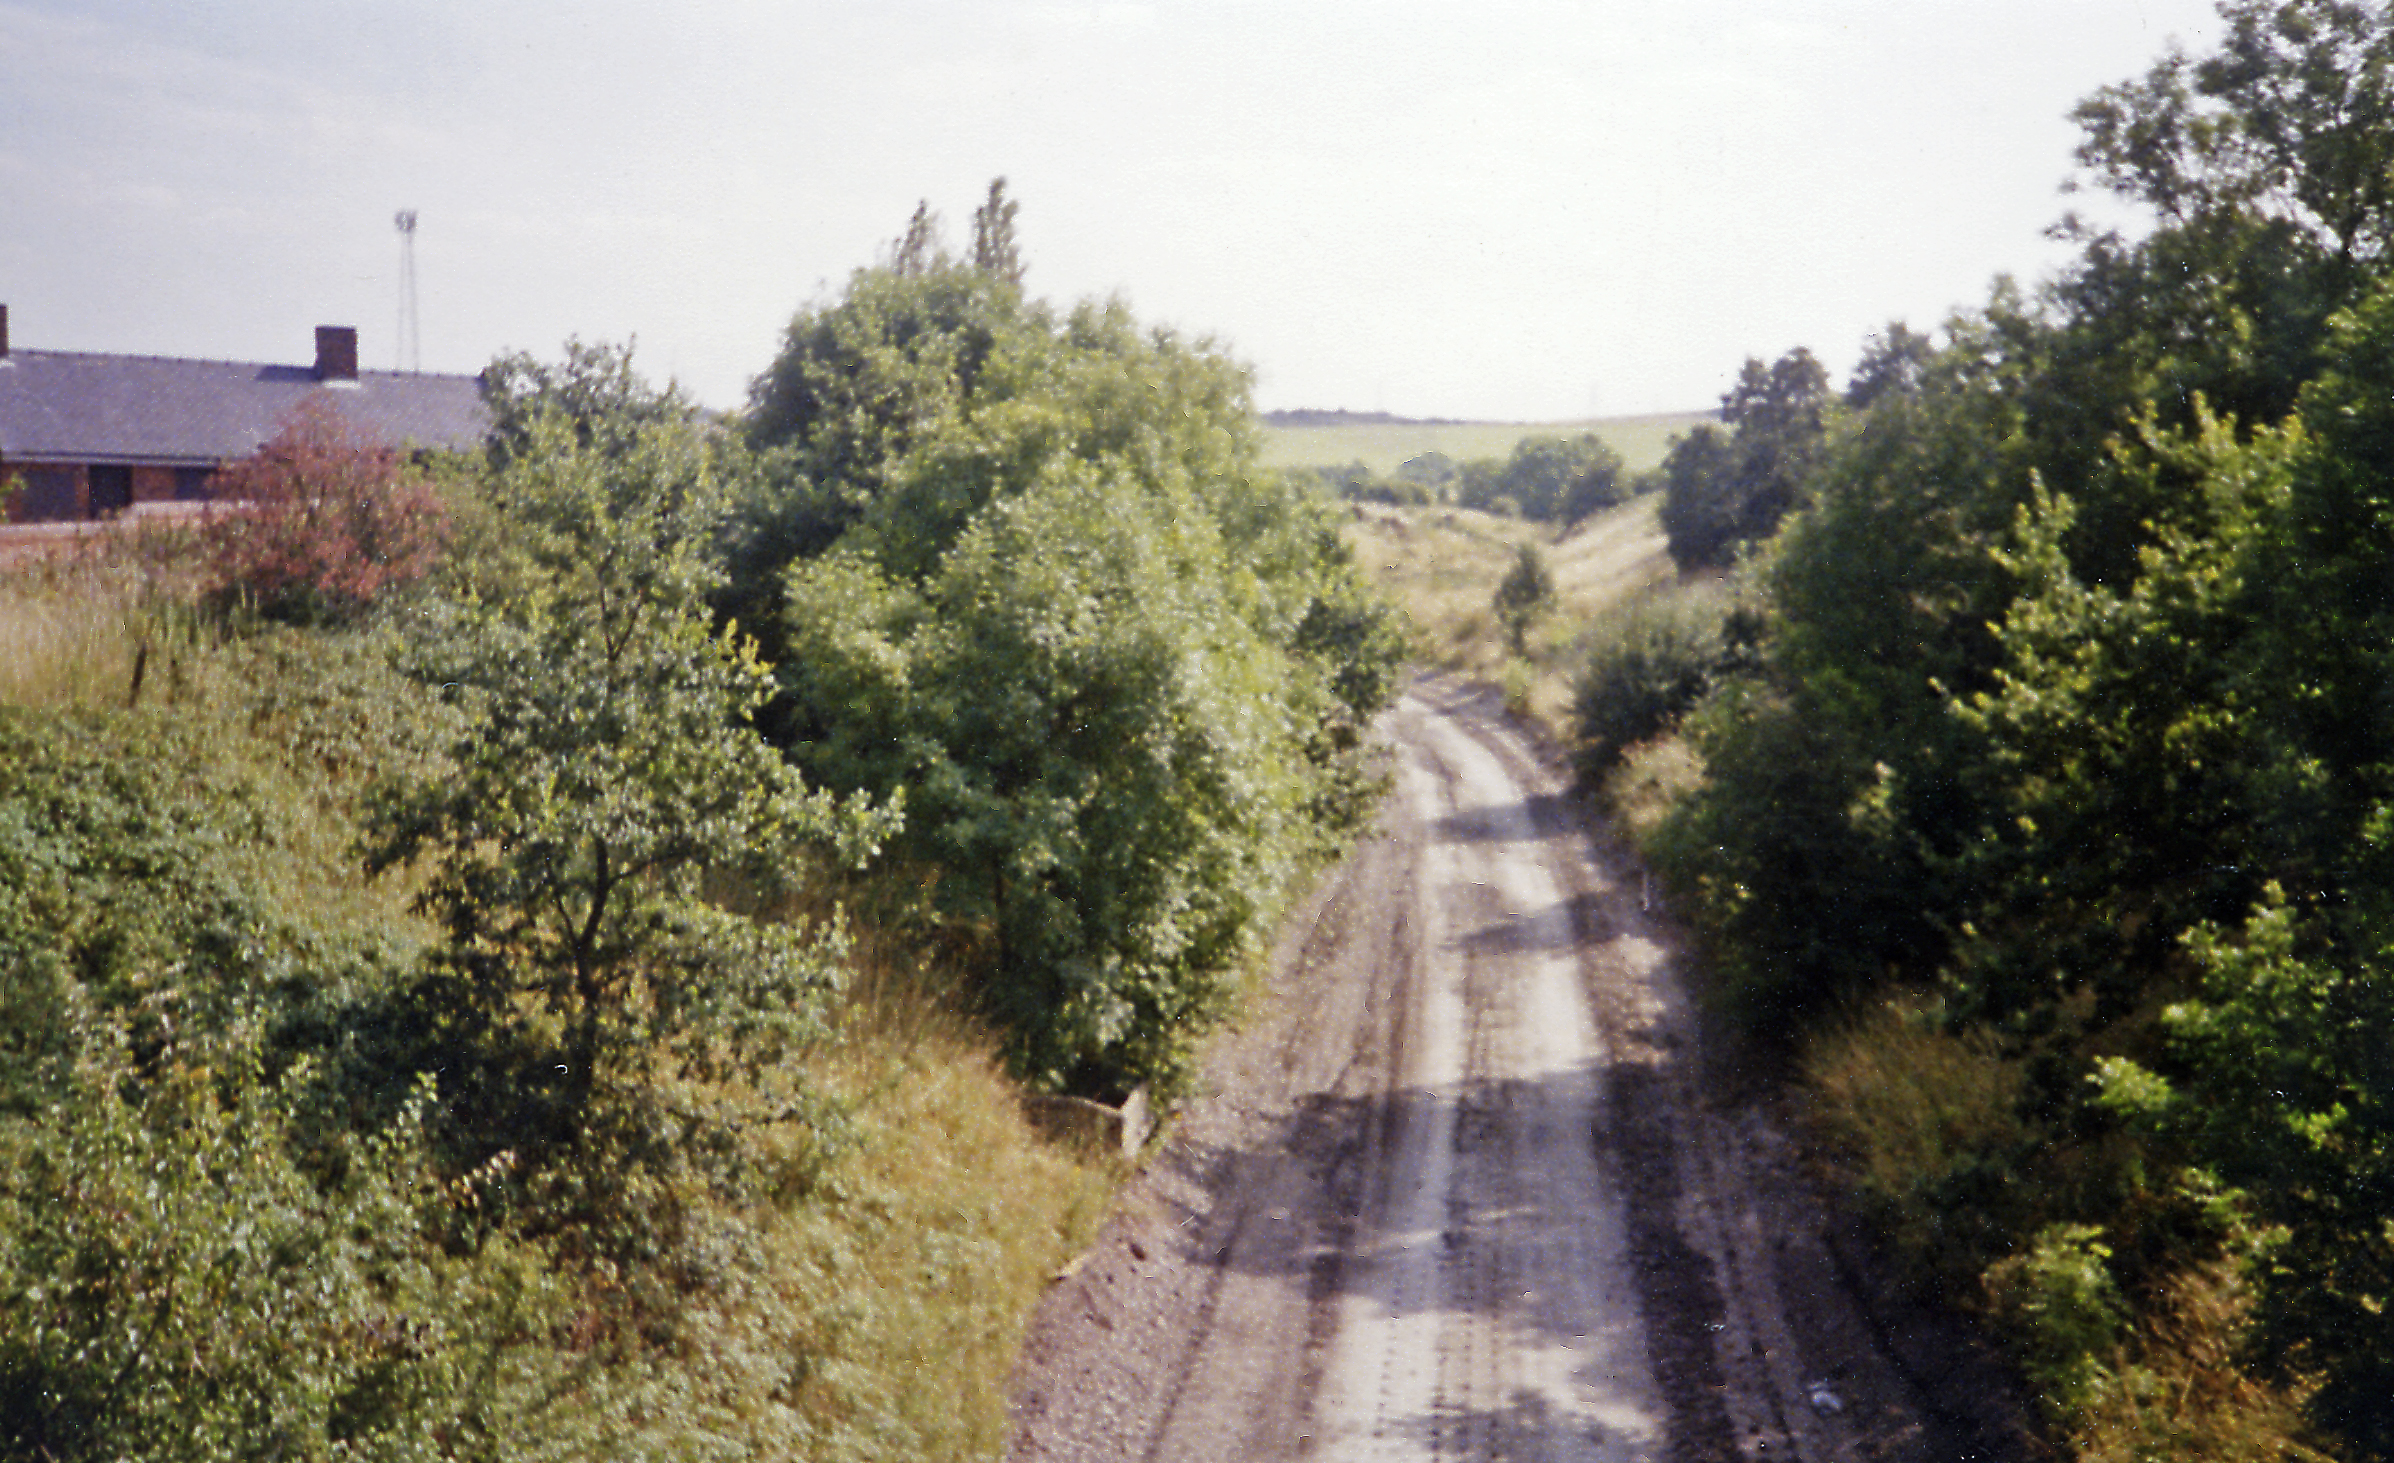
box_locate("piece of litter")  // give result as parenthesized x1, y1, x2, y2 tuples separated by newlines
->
(1806, 1380, 1844, 1415)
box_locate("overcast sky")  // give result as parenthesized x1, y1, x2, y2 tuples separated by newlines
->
(2, 0, 2225, 420)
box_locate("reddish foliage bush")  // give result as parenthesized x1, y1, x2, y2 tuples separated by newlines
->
(201, 397, 451, 623)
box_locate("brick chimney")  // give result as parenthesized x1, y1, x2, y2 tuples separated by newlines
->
(314, 325, 358, 382)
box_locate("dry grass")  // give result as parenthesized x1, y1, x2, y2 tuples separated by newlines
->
(760, 966, 1117, 1459)
(1802, 999, 2032, 1209)
(0, 527, 212, 709)
(2058, 1258, 2329, 1463)
(0, 572, 155, 707)
(1601, 735, 1706, 843)
(1341, 493, 1677, 741)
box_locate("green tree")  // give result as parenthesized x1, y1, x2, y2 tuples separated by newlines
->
(1452, 456, 1510, 515)
(1498, 432, 1627, 524)
(1492, 542, 1556, 655)
(1664, 348, 1835, 570)
(1648, 309, 2048, 1028)
(1843, 320, 1939, 410)
(785, 479, 1317, 1093)
(481, 337, 696, 467)
(2115, 287, 2394, 1454)
(1652, 422, 1736, 564)
(971, 174, 1025, 285)
(744, 234, 1403, 1095)
(1636, 8, 2394, 1452)
(366, 372, 888, 1149)
(889, 200, 947, 277)
(1556, 433, 1630, 524)
(738, 261, 1028, 576)
(2070, 0, 2394, 268)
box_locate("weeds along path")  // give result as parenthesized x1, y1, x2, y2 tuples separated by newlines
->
(1006, 677, 2014, 1463)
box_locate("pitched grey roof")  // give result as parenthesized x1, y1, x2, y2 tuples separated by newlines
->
(0, 350, 488, 466)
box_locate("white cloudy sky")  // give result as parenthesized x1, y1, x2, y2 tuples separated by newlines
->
(1, 0, 2222, 420)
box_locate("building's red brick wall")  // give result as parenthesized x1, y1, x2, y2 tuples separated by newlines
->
(0, 462, 210, 523)
(0, 458, 86, 523)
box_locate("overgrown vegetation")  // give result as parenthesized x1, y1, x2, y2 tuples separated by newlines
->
(735, 211, 1404, 1098)
(0, 185, 1400, 1458)
(1571, 4, 2394, 1456)
(196, 397, 451, 626)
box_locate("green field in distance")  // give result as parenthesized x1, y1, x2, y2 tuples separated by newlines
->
(1257, 410, 1715, 477)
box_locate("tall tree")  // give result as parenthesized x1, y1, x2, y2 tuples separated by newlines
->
(743, 248, 1404, 1096)
(970, 175, 1025, 285)
(2070, 0, 2394, 267)
(888, 200, 946, 277)
(1660, 348, 1831, 569)
(368, 358, 887, 1147)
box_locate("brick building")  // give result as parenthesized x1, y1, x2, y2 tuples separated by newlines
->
(0, 305, 488, 523)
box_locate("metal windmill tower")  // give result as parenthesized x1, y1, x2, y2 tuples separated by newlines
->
(393, 209, 420, 373)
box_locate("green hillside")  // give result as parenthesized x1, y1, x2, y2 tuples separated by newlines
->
(1259, 410, 1714, 477)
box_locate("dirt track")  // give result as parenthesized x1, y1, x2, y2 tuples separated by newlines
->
(1007, 678, 2030, 1462)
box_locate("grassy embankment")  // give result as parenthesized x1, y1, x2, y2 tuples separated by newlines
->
(0, 549, 1117, 1460)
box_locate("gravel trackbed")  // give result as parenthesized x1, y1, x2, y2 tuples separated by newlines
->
(1006, 678, 2030, 1463)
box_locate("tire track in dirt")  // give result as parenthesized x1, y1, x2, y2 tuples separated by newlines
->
(1006, 677, 2026, 1463)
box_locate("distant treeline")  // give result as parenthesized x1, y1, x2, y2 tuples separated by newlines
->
(1298, 430, 1652, 524)
(1260, 407, 1476, 427)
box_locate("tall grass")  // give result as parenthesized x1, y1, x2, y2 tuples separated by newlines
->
(1803, 1001, 2032, 1264)
(795, 966, 1118, 1457)
(0, 528, 211, 708)
(0, 573, 158, 708)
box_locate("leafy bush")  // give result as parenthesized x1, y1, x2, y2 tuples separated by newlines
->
(745, 246, 1403, 1097)
(366, 396, 890, 1159)
(1569, 581, 1735, 777)
(0, 1025, 466, 1462)
(1986, 1223, 2128, 1418)
(1491, 542, 1555, 656)
(199, 398, 450, 626)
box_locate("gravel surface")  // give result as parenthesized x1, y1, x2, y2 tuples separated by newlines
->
(1006, 678, 2035, 1463)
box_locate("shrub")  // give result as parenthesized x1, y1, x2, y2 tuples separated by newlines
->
(1491, 542, 1555, 656)
(0, 1023, 464, 1463)
(199, 398, 450, 625)
(1986, 1223, 2128, 1418)
(1802, 1001, 2039, 1291)
(1570, 581, 1733, 776)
